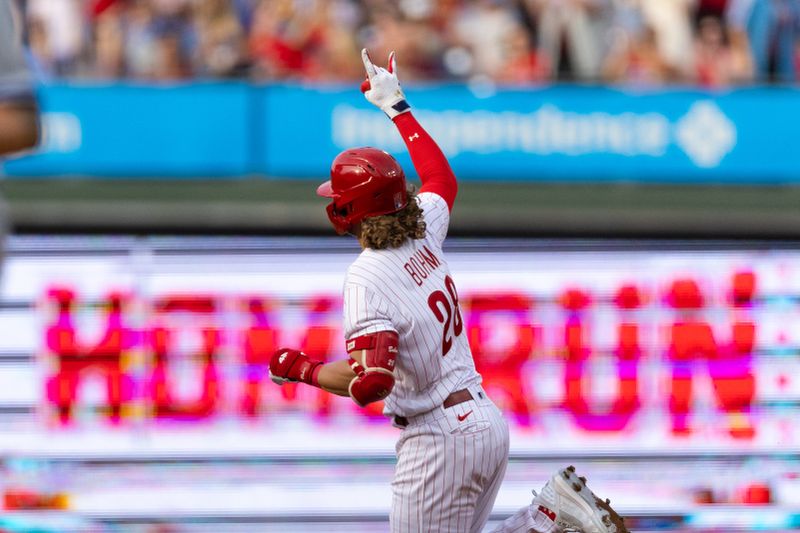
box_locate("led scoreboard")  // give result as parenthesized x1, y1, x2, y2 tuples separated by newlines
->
(2, 236, 799, 531)
(2, 238, 793, 443)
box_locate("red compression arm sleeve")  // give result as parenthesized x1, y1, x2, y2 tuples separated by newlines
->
(393, 112, 457, 211)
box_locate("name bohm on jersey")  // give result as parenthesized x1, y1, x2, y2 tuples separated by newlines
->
(403, 245, 441, 286)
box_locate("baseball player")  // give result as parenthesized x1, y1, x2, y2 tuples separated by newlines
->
(0, 0, 40, 275)
(0, 0, 38, 156)
(269, 49, 628, 533)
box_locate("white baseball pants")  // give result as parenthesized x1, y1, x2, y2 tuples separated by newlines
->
(390, 386, 550, 533)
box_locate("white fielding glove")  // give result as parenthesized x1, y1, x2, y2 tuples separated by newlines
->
(360, 48, 411, 119)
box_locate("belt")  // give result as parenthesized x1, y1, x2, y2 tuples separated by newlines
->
(394, 388, 474, 428)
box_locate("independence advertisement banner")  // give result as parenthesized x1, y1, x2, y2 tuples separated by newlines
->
(3, 84, 799, 182)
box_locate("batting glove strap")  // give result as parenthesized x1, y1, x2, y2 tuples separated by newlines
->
(386, 99, 411, 119)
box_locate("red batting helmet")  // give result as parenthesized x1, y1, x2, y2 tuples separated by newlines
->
(317, 147, 408, 235)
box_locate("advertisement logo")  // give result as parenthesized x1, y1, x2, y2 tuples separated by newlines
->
(333, 100, 738, 169)
(676, 101, 737, 168)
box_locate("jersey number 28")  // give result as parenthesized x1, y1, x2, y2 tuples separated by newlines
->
(427, 275, 463, 357)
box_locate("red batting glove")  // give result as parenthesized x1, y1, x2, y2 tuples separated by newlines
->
(269, 348, 323, 387)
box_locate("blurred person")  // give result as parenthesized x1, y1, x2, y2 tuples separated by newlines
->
(693, 15, 754, 86)
(429, 0, 463, 32)
(268, 47, 629, 533)
(0, 0, 39, 157)
(120, 0, 196, 80)
(313, 28, 363, 81)
(727, 0, 800, 82)
(796, 36, 800, 77)
(311, 0, 364, 81)
(0, 0, 40, 277)
(25, 15, 52, 77)
(152, 32, 193, 80)
(230, 0, 257, 30)
(249, 0, 326, 80)
(92, 4, 126, 79)
(150, 0, 197, 79)
(401, 1, 452, 79)
(529, 0, 609, 80)
(367, 4, 445, 80)
(697, 0, 730, 18)
(450, 0, 523, 79)
(728, 25, 756, 81)
(603, 25, 673, 84)
(638, 0, 697, 78)
(27, 0, 84, 76)
(608, 0, 646, 34)
(150, 0, 192, 17)
(194, 0, 248, 77)
(123, 0, 162, 78)
(704, 0, 755, 83)
(494, 25, 550, 84)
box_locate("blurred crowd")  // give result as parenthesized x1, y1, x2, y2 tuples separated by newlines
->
(23, 0, 800, 87)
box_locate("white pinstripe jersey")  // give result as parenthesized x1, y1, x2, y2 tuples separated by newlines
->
(343, 192, 481, 417)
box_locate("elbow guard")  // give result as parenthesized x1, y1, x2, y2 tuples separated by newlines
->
(346, 330, 398, 407)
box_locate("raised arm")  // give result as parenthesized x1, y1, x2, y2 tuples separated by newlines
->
(361, 49, 457, 211)
(393, 113, 457, 211)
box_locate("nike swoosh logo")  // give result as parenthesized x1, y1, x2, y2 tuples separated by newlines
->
(457, 410, 473, 422)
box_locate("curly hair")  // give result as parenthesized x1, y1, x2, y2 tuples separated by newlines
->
(359, 188, 426, 250)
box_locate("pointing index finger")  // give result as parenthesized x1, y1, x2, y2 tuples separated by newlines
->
(361, 48, 378, 78)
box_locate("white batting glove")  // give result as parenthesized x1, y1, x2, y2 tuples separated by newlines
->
(360, 48, 410, 119)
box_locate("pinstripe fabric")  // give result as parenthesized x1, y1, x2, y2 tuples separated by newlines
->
(343, 192, 480, 418)
(342, 191, 548, 532)
(390, 387, 510, 533)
